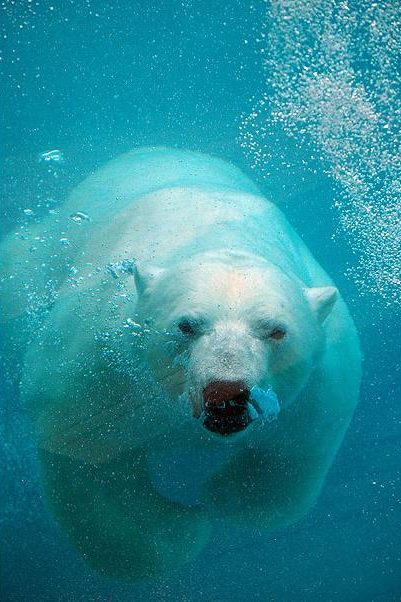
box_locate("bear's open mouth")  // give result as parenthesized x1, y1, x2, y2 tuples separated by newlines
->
(202, 398, 252, 436)
(199, 380, 251, 436)
(198, 384, 280, 437)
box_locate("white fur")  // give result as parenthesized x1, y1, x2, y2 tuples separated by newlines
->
(1, 148, 361, 580)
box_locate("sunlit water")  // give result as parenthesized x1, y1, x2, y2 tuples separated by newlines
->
(1, 1, 400, 601)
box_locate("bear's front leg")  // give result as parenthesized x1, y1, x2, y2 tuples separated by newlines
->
(39, 448, 211, 581)
(203, 446, 325, 531)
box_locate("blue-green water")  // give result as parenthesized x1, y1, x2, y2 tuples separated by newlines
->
(1, 1, 400, 600)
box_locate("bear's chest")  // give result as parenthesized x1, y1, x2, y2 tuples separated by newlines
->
(147, 446, 235, 506)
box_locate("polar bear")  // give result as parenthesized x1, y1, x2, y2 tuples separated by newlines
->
(0, 147, 361, 580)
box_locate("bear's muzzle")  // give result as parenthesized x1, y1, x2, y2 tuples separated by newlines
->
(202, 380, 251, 436)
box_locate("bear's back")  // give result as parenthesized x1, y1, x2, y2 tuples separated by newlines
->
(67, 147, 261, 220)
(0, 148, 261, 320)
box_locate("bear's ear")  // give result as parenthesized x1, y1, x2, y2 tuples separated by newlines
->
(133, 263, 165, 295)
(305, 286, 338, 323)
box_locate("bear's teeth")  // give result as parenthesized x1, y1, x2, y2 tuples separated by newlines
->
(205, 400, 226, 409)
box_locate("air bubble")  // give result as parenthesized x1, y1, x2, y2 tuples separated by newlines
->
(38, 149, 64, 163)
(70, 211, 90, 224)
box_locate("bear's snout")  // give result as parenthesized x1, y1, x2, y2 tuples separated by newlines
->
(203, 380, 249, 407)
(202, 380, 251, 435)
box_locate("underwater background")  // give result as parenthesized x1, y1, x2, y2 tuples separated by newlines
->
(1, 0, 400, 600)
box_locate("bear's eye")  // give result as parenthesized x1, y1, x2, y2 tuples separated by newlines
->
(269, 327, 287, 341)
(177, 318, 201, 336)
(254, 319, 287, 341)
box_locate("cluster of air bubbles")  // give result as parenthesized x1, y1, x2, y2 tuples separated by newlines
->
(37, 149, 65, 180)
(106, 259, 135, 280)
(239, 0, 401, 306)
(94, 327, 144, 375)
(24, 278, 58, 336)
(20, 197, 60, 222)
(122, 317, 146, 336)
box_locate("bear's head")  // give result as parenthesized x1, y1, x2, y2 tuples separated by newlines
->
(131, 250, 337, 439)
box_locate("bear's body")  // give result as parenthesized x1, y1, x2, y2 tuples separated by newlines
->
(1, 148, 361, 580)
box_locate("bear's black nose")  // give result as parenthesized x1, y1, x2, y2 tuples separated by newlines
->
(202, 380, 250, 435)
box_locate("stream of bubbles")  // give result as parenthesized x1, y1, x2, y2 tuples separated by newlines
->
(240, 0, 401, 306)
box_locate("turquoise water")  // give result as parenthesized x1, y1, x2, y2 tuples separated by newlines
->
(1, 1, 400, 600)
